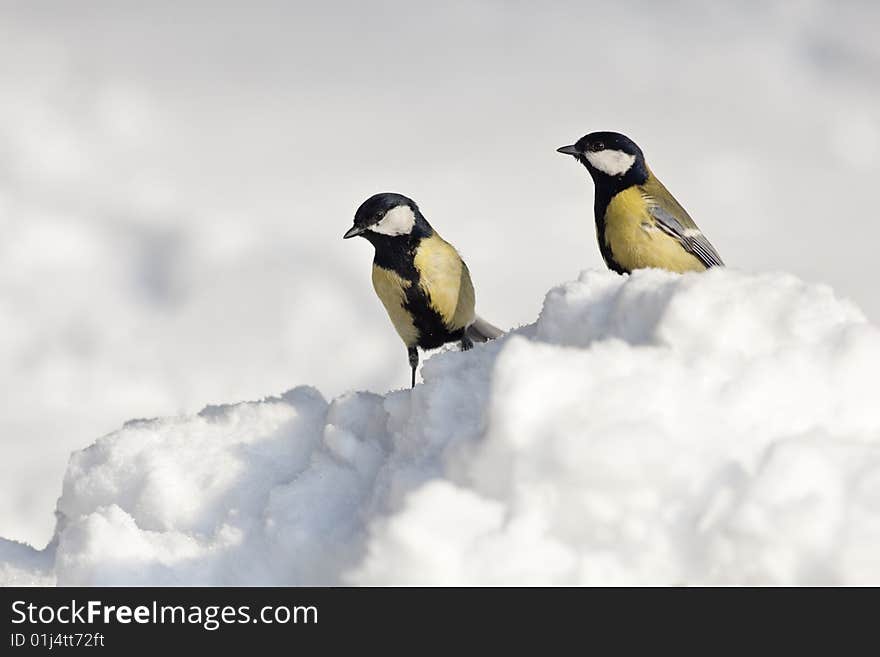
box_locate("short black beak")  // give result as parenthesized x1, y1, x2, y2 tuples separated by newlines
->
(556, 145, 580, 156)
(343, 225, 365, 239)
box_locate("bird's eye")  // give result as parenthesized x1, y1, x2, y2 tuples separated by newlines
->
(592, 142, 604, 151)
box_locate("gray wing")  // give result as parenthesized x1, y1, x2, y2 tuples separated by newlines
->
(648, 204, 725, 268)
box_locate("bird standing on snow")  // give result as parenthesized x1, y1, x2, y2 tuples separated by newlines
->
(344, 192, 501, 388)
(557, 131, 724, 274)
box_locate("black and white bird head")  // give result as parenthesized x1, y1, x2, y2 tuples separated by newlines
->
(343, 192, 431, 243)
(557, 131, 647, 183)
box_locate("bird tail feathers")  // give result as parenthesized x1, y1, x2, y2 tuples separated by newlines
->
(466, 315, 503, 343)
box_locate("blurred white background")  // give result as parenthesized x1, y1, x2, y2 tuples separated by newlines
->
(1, 0, 878, 546)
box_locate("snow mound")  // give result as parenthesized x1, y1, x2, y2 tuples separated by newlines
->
(4, 269, 880, 585)
(0, 539, 54, 586)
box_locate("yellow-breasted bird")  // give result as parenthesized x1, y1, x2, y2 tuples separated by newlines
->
(557, 131, 724, 273)
(343, 192, 501, 388)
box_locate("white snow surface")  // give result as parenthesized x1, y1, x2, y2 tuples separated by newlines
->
(4, 0, 880, 548)
(3, 269, 880, 586)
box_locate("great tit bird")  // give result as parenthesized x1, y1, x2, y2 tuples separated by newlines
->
(557, 131, 723, 274)
(344, 192, 501, 388)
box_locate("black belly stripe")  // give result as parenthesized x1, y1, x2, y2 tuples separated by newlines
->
(589, 160, 650, 275)
(372, 233, 464, 350)
(594, 194, 627, 274)
(403, 285, 464, 350)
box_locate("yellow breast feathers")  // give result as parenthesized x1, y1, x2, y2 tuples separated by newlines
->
(604, 186, 705, 273)
(413, 234, 476, 330)
(371, 265, 419, 347)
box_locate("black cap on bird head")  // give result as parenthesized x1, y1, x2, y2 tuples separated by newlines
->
(343, 192, 430, 241)
(557, 131, 647, 184)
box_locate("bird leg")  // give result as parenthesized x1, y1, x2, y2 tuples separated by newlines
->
(461, 334, 473, 351)
(408, 346, 419, 388)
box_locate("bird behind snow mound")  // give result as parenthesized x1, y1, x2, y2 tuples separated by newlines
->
(557, 131, 724, 274)
(343, 192, 502, 388)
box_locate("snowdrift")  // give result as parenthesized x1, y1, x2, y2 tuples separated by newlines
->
(4, 268, 880, 586)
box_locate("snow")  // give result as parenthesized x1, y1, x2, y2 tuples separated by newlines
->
(3, 0, 880, 548)
(3, 268, 880, 586)
(0, 539, 54, 587)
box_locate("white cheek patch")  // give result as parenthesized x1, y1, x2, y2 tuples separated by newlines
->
(369, 205, 416, 236)
(585, 149, 636, 176)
